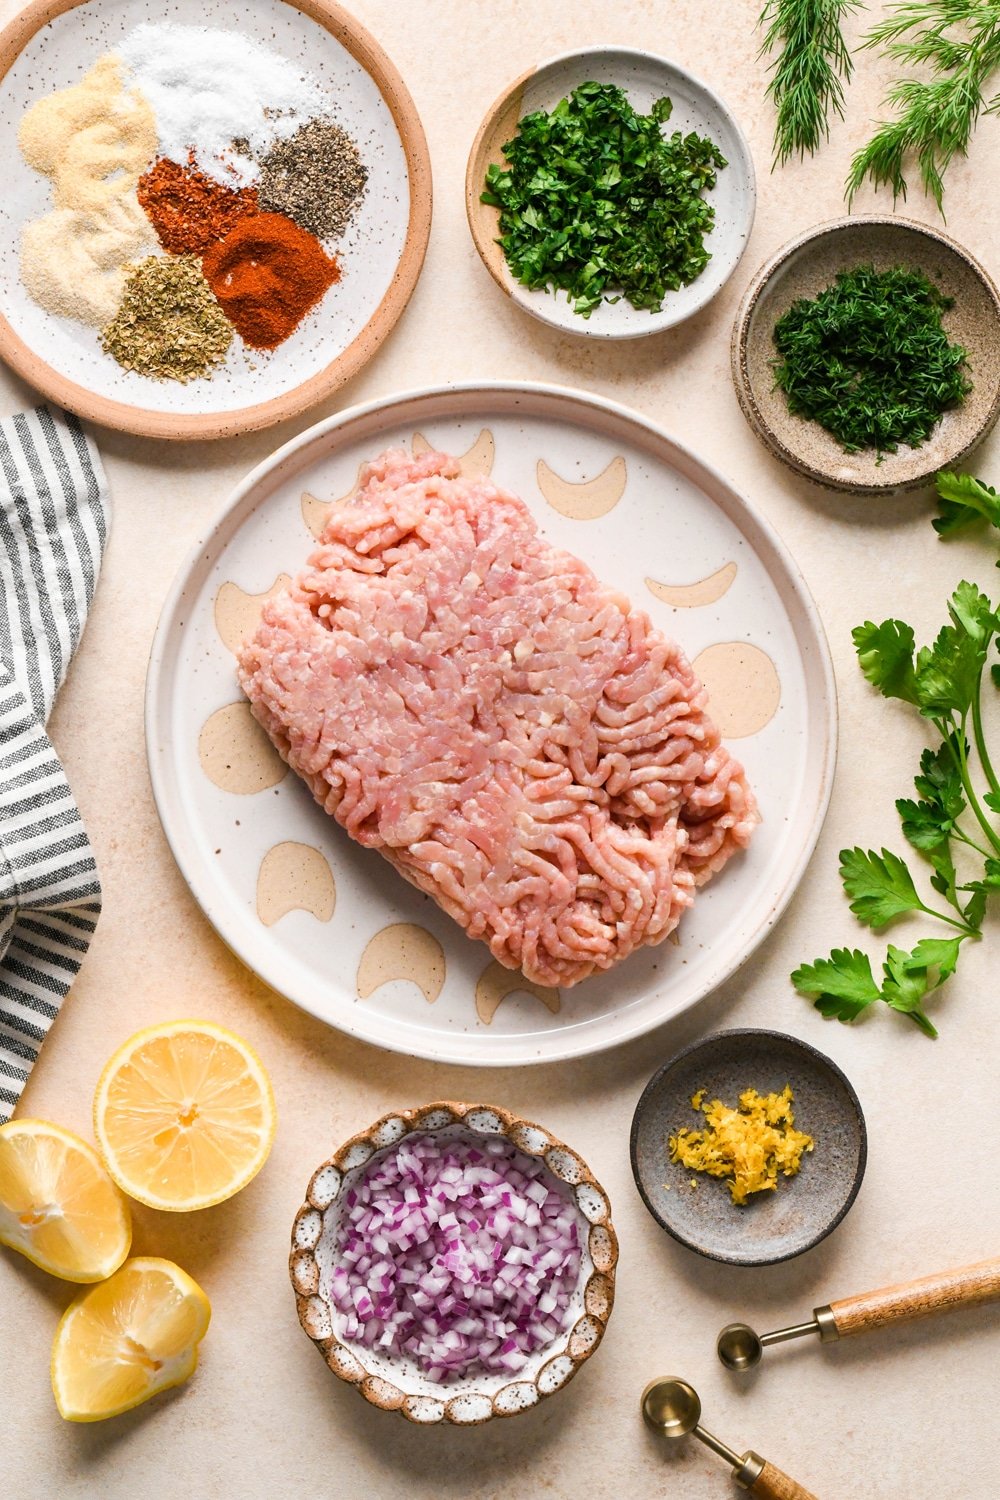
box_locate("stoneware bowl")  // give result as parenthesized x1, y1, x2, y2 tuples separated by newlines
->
(630, 1029, 866, 1266)
(465, 47, 755, 339)
(290, 1100, 618, 1423)
(732, 215, 1000, 493)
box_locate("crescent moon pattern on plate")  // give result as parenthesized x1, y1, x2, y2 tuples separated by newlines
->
(356, 923, 446, 1005)
(257, 842, 336, 927)
(214, 574, 292, 653)
(536, 456, 627, 520)
(474, 961, 561, 1025)
(692, 641, 781, 737)
(301, 464, 365, 539)
(198, 701, 288, 793)
(644, 561, 737, 608)
(411, 427, 495, 477)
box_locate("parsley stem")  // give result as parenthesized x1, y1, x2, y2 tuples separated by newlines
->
(953, 826, 993, 859)
(914, 902, 977, 935)
(944, 714, 1000, 857)
(972, 670, 1000, 801)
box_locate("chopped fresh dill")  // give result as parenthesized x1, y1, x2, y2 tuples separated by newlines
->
(771, 264, 971, 454)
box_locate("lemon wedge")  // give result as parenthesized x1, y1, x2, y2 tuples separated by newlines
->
(0, 1118, 131, 1282)
(52, 1256, 211, 1421)
(94, 1019, 276, 1211)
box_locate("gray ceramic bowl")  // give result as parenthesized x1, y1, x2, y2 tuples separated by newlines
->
(732, 215, 1000, 494)
(630, 1029, 866, 1266)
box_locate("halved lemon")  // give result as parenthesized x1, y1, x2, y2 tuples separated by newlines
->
(94, 1020, 276, 1211)
(0, 1119, 131, 1282)
(52, 1256, 211, 1421)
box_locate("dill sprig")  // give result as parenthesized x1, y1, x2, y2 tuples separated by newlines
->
(847, 1, 1000, 210)
(759, 0, 861, 165)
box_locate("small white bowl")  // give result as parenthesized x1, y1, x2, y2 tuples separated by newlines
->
(465, 46, 756, 339)
(290, 1101, 617, 1424)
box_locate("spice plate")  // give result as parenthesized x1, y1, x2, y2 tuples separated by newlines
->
(732, 216, 1000, 493)
(465, 48, 755, 339)
(0, 0, 431, 439)
(630, 1029, 867, 1266)
(146, 382, 835, 1067)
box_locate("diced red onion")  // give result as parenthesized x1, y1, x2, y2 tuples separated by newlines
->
(329, 1132, 583, 1383)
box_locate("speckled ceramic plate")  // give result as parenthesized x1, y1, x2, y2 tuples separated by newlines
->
(0, 0, 431, 439)
(291, 1101, 617, 1423)
(465, 48, 755, 339)
(145, 382, 836, 1067)
(732, 216, 1000, 493)
(630, 1029, 867, 1265)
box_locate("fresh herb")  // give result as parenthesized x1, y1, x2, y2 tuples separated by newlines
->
(481, 82, 726, 319)
(793, 476, 1000, 1036)
(759, 0, 860, 164)
(847, 1, 1000, 211)
(771, 264, 970, 454)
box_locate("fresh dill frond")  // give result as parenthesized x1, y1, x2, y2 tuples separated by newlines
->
(759, 0, 861, 165)
(847, 0, 1000, 210)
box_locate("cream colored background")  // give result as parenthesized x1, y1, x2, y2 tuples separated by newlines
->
(3, 2, 998, 1495)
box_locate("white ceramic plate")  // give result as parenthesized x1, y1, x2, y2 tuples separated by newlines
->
(146, 383, 836, 1067)
(465, 48, 755, 339)
(0, 0, 431, 439)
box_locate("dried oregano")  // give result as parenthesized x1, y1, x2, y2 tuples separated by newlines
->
(100, 255, 231, 381)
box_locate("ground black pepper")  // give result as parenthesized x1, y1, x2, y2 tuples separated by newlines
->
(257, 119, 367, 241)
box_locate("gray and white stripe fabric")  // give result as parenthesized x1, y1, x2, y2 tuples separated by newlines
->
(0, 407, 108, 1123)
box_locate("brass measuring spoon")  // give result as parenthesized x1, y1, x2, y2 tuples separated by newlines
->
(718, 1253, 1000, 1372)
(641, 1377, 819, 1499)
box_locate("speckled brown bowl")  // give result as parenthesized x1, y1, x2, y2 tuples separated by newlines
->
(732, 216, 1000, 494)
(290, 1101, 617, 1423)
(630, 1029, 866, 1266)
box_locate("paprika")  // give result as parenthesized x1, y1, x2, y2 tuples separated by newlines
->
(201, 212, 339, 349)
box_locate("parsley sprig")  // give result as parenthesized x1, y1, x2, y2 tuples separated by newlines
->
(793, 473, 1000, 1036)
(481, 83, 726, 319)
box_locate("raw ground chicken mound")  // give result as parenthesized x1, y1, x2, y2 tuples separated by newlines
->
(237, 450, 759, 987)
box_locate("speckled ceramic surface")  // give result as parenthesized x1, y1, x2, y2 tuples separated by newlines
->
(630, 1029, 867, 1266)
(290, 1101, 617, 1423)
(466, 47, 755, 339)
(0, 0, 431, 439)
(732, 216, 1000, 494)
(145, 382, 836, 1066)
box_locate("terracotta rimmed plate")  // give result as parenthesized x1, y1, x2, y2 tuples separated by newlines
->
(465, 47, 755, 339)
(732, 216, 1000, 493)
(145, 381, 836, 1067)
(630, 1029, 867, 1266)
(290, 1101, 617, 1423)
(0, 0, 431, 440)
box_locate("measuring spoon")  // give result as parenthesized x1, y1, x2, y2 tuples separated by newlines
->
(718, 1253, 1000, 1371)
(641, 1377, 819, 1498)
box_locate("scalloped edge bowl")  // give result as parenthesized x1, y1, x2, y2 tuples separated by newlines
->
(290, 1100, 618, 1423)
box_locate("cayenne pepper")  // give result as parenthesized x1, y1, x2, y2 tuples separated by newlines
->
(137, 155, 258, 255)
(201, 211, 339, 349)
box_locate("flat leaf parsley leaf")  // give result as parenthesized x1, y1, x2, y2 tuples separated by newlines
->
(793, 466, 1000, 1037)
(482, 82, 727, 318)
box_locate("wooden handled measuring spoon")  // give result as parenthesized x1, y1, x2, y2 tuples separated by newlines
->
(718, 1254, 1000, 1371)
(641, 1378, 820, 1498)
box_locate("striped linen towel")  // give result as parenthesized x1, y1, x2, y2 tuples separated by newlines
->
(0, 407, 109, 1123)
